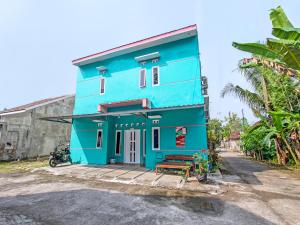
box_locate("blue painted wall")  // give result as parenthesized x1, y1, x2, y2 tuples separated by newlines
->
(73, 36, 202, 115)
(70, 33, 208, 168)
(70, 108, 207, 169)
(70, 118, 109, 164)
(145, 107, 207, 169)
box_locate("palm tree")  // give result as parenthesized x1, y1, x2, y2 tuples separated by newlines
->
(221, 66, 300, 165)
(221, 66, 271, 117)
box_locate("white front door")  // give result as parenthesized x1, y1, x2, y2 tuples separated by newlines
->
(124, 129, 140, 164)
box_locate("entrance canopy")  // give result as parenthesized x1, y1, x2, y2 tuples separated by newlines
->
(98, 98, 150, 113)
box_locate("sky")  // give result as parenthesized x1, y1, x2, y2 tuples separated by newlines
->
(0, 0, 299, 123)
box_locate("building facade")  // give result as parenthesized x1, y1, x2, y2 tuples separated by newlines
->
(0, 95, 74, 161)
(70, 25, 208, 169)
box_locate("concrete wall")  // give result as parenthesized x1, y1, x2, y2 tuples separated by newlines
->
(0, 96, 74, 160)
(0, 112, 32, 160)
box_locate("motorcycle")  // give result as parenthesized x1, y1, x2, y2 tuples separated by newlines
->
(49, 143, 72, 167)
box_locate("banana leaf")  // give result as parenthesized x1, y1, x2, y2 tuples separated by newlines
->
(267, 38, 300, 70)
(272, 27, 300, 41)
(269, 6, 293, 28)
(282, 47, 300, 71)
(232, 42, 280, 59)
(267, 38, 300, 49)
(263, 130, 276, 147)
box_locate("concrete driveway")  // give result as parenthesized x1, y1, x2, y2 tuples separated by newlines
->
(37, 164, 222, 194)
(1, 151, 300, 225)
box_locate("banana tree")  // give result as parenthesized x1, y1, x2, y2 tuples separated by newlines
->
(264, 111, 300, 165)
(233, 6, 300, 78)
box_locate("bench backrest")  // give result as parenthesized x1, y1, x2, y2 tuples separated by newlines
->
(165, 155, 194, 161)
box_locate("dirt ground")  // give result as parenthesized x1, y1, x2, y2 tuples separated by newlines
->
(0, 151, 300, 225)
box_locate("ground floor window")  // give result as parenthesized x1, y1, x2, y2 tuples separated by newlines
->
(115, 130, 121, 155)
(96, 129, 103, 148)
(152, 127, 160, 150)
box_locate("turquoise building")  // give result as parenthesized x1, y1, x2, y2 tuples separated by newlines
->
(70, 25, 209, 169)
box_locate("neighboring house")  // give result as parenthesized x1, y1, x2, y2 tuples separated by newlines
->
(228, 131, 241, 151)
(0, 95, 74, 160)
(68, 25, 208, 169)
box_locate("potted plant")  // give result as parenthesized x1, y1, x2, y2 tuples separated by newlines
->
(193, 153, 208, 182)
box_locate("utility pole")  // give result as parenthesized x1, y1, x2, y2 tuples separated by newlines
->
(241, 108, 245, 155)
(241, 108, 245, 132)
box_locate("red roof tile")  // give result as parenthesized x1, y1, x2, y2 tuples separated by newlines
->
(230, 131, 241, 140)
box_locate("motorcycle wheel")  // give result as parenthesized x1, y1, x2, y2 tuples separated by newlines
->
(49, 158, 57, 167)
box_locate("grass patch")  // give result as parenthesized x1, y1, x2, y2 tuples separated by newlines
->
(0, 159, 48, 174)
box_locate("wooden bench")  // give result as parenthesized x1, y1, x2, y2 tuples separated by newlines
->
(165, 155, 194, 161)
(155, 163, 191, 177)
(155, 155, 194, 177)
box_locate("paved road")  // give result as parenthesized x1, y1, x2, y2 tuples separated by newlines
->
(0, 173, 275, 225)
(0, 152, 299, 225)
(220, 151, 300, 225)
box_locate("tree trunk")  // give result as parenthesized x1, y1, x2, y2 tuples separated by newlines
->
(294, 138, 300, 160)
(275, 137, 288, 165)
(291, 130, 300, 160)
(282, 136, 300, 165)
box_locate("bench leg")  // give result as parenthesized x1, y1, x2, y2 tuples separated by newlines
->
(155, 167, 158, 175)
(186, 169, 190, 178)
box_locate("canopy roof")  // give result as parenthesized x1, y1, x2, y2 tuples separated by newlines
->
(39, 104, 203, 124)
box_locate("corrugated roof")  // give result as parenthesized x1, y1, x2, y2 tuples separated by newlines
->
(0, 95, 72, 114)
(72, 24, 197, 66)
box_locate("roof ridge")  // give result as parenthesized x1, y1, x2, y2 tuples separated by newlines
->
(1, 95, 73, 114)
(72, 24, 197, 66)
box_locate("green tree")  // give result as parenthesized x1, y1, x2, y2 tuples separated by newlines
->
(242, 125, 276, 161)
(222, 6, 300, 165)
(207, 119, 223, 150)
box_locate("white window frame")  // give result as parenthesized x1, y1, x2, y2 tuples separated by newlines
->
(139, 69, 146, 88)
(115, 130, 122, 156)
(152, 66, 160, 86)
(100, 77, 105, 95)
(152, 127, 160, 150)
(96, 129, 103, 149)
(143, 129, 146, 157)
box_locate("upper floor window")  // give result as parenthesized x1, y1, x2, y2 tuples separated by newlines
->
(152, 66, 160, 86)
(100, 77, 105, 95)
(139, 69, 146, 88)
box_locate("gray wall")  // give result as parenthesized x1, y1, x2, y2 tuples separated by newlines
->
(0, 96, 74, 160)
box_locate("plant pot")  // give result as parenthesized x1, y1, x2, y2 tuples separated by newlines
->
(208, 162, 212, 172)
(196, 173, 207, 182)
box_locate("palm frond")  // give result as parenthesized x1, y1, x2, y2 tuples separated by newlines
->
(238, 66, 263, 93)
(220, 83, 266, 114)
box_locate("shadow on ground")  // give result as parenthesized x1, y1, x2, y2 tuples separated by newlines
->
(0, 188, 276, 225)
